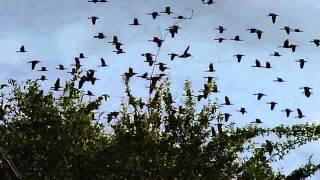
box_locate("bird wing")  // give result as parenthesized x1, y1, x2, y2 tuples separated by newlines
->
(183, 46, 190, 54)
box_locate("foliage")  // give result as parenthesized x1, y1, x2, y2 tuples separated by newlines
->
(0, 73, 319, 179)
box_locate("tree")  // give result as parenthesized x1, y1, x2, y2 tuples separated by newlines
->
(0, 73, 320, 179)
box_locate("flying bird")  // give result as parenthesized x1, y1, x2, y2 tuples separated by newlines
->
(300, 87, 312, 97)
(234, 54, 244, 63)
(267, 102, 277, 111)
(295, 108, 305, 119)
(215, 26, 226, 33)
(98, 58, 108, 67)
(160, 7, 173, 15)
(17, 45, 27, 52)
(51, 78, 62, 91)
(267, 13, 278, 24)
(222, 96, 233, 105)
(94, 33, 106, 39)
(147, 12, 160, 20)
(296, 59, 307, 69)
(129, 18, 142, 26)
(230, 35, 243, 41)
(205, 63, 215, 72)
(253, 93, 267, 100)
(237, 108, 247, 115)
(282, 109, 293, 117)
(28, 60, 40, 70)
(88, 16, 99, 25)
(179, 46, 192, 58)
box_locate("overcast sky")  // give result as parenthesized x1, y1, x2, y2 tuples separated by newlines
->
(1, 0, 320, 178)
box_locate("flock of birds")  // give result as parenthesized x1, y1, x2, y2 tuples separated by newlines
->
(10, 0, 318, 125)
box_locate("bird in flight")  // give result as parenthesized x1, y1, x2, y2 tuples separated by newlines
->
(267, 102, 277, 111)
(16, 45, 27, 52)
(215, 26, 226, 33)
(296, 59, 307, 69)
(179, 46, 192, 58)
(253, 93, 267, 100)
(295, 109, 305, 119)
(129, 18, 142, 26)
(282, 109, 293, 117)
(160, 7, 173, 15)
(28, 60, 41, 70)
(267, 13, 278, 24)
(300, 87, 312, 98)
(88, 16, 99, 25)
(98, 58, 108, 67)
(94, 33, 106, 39)
(147, 12, 160, 20)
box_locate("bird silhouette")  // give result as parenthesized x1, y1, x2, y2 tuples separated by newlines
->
(279, 39, 290, 49)
(56, 64, 67, 70)
(280, 26, 292, 34)
(51, 78, 62, 91)
(79, 53, 87, 59)
(167, 25, 180, 38)
(88, 16, 99, 25)
(237, 108, 247, 115)
(252, 59, 262, 68)
(251, 119, 262, 124)
(215, 26, 226, 33)
(138, 72, 148, 79)
(300, 87, 312, 97)
(156, 63, 170, 72)
(246, 28, 257, 33)
(173, 15, 187, 20)
(234, 54, 244, 63)
(295, 108, 305, 119)
(205, 63, 215, 72)
(168, 53, 179, 61)
(113, 49, 125, 54)
(296, 59, 307, 69)
(270, 51, 281, 57)
(203, 0, 215, 5)
(148, 37, 163, 47)
(282, 109, 293, 117)
(17, 45, 27, 52)
(256, 30, 263, 39)
(124, 67, 137, 82)
(94, 33, 106, 39)
(311, 39, 320, 47)
(147, 12, 160, 20)
(293, 28, 303, 32)
(85, 90, 95, 97)
(230, 35, 243, 41)
(264, 62, 272, 69)
(98, 58, 108, 67)
(38, 75, 47, 81)
(273, 77, 286, 82)
(130, 18, 142, 26)
(289, 44, 298, 52)
(28, 60, 41, 70)
(214, 38, 227, 43)
(253, 93, 267, 100)
(267, 102, 277, 111)
(222, 96, 233, 105)
(72, 58, 82, 69)
(267, 13, 278, 24)
(224, 113, 232, 122)
(179, 46, 192, 58)
(37, 67, 48, 72)
(160, 7, 173, 15)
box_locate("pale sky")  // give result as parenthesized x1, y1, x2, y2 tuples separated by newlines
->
(1, 0, 320, 178)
